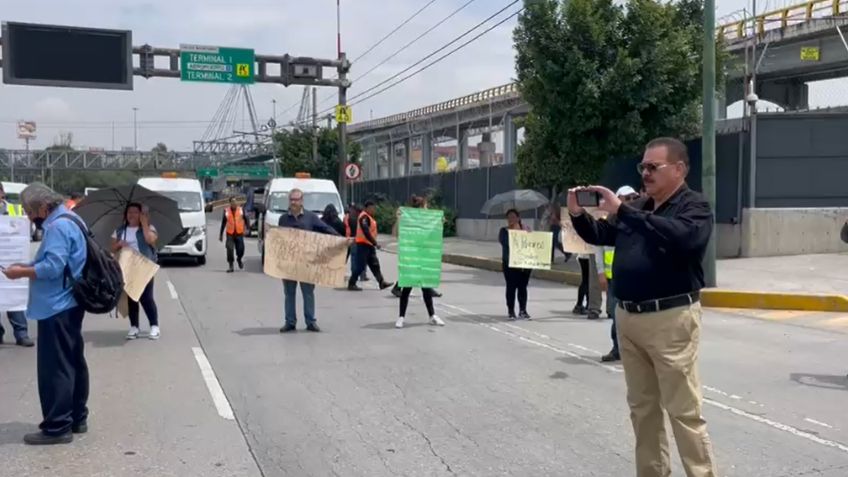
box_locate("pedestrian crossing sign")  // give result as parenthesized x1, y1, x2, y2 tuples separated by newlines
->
(335, 105, 352, 124)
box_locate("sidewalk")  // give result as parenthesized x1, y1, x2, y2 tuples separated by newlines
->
(381, 234, 848, 312)
(0, 275, 261, 477)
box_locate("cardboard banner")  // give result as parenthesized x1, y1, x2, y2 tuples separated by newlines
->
(0, 216, 31, 311)
(263, 227, 349, 288)
(561, 207, 598, 254)
(508, 230, 553, 270)
(117, 248, 160, 302)
(398, 207, 444, 288)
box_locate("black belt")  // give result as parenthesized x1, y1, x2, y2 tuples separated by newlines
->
(620, 292, 700, 314)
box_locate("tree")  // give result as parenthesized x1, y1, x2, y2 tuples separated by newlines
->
(46, 132, 75, 151)
(514, 0, 719, 193)
(272, 127, 362, 184)
(151, 142, 168, 154)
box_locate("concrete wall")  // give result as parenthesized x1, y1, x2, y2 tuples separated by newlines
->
(740, 208, 848, 257)
(456, 219, 542, 242)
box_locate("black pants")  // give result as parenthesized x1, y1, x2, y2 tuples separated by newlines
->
(349, 244, 385, 287)
(37, 306, 88, 436)
(577, 257, 590, 307)
(226, 235, 245, 265)
(128, 279, 158, 328)
(399, 288, 435, 317)
(503, 266, 531, 315)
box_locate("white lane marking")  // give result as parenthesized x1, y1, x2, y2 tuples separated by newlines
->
(191, 347, 235, 420)
(804, 418, 835, 429)
(502, 322, 550, 340)
(706, 398, 848, 454)
(167, 280, 179, 300)
(440, 301, 848, 455)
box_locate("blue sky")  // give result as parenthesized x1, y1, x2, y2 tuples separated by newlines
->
(0, 0, 825, 150)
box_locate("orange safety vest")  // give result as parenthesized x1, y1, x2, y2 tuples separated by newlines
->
(343, 213, 352, 237)
(225, 207, 245, 236)
(355, 211, 377, 245)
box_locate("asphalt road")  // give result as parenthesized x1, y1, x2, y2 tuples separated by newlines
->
(2, 228, 847, 477)
(162, 229, 848, 477)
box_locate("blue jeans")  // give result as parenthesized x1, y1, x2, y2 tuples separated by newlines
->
(2, 311, 30, 341)
(283, 280, 316, 326)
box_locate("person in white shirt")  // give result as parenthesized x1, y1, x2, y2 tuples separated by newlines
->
(111, 203, 160, 340)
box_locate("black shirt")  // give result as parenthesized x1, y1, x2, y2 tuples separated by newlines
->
(571, 185, 713, 302)
(323, 216, 346, 237)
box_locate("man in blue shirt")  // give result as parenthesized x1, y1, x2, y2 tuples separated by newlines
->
(2, 183, 88, 446)
(276, 188, 342, 333)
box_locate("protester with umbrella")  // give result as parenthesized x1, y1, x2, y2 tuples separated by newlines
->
(499, 209, 533, 320)
(481, 189, 549, 217)
(111, 203, 160, 340)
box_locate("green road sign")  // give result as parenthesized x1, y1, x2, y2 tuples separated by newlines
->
(197, 165, 270, 178)
(196, 167, 219, 178)
(180, 44, 255, 84)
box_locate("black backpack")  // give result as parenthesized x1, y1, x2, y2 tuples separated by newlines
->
(59, 214, 124, 314)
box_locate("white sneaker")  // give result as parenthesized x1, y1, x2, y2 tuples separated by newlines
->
(149, 325, 161, 340)
(126, 327, 140, 340)
(395, 317, 405, 329)
(429, 315, 446, 326)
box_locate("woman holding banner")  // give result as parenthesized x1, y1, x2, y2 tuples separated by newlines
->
(395, 196, 446, 329)
(112, 203, 160, 340)
(499, 209, 532, 320)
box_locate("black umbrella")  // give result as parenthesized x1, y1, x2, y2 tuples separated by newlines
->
(73, 185, 183, 249)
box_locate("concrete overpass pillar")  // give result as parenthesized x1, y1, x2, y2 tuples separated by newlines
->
(759, 80, 810, 111)
(503, 114, 517, 164)
(458, 127, 468, 170)
(477, 132, 496, 167)
(421, 135, 433, 174)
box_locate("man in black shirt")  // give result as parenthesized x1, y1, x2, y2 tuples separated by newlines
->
(569, 137, 717, 477)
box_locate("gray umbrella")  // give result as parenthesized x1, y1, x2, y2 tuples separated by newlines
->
(72, 185, 183, 249)
(480, 189, 550, 216)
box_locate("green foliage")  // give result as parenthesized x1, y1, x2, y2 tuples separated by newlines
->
(152, 142, 168, 153)
(272, 127, 363, 183)
(50, 171, 141, 195)
(373, 201, 398, 235)
(514, 0, 722, 191)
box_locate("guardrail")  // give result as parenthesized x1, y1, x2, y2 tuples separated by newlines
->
(718, 0, 848, 42)
(349, 83, 519, 132)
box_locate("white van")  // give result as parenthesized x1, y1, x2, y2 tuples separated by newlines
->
(137, 177, 207, 265)
(1, 181, 26, 206)
(258, 176, 343, 263)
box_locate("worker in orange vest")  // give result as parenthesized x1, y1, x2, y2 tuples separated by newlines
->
(219, 197, 250, 273)
(344, 203, 370, 283)
(348, 200, 393, 291)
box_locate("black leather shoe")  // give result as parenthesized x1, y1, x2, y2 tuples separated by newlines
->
(601, 351, 621, 363)
(306, 324, 321, 332)
(24, 432, 73, 446)
(72, 423, 88, 434)
(587, 312, 601, 320)
(379, 281, 395, 290)
(348, 285, 363, 291)
(226, 266, 234, 273)
(279, 324, 296, 333)
(391, 286, 402, 298)
(16, 337, 35, 347)
(572, 305, 587, 315)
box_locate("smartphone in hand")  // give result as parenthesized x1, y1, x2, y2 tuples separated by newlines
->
(576, 190, 601, 207)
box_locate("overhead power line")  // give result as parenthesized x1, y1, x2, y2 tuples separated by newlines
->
(274, 0, 440, 123)
(347, 8, 523, 110)
(311, 0, 479, 112)
(300, 0, 521, 124)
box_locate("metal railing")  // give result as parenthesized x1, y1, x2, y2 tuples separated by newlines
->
(718, 0, 848, 42)
(0, 149, 253, 171)
(349, 83, 519, 132)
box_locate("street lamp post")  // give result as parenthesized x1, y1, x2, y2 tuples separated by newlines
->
(702, 0, 717, 287)
(132, 107, 139, 151)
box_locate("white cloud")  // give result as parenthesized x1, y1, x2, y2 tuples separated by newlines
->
(32, 97, 75, 121)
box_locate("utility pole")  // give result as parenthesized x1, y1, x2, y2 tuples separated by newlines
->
(132, 107, 139, 151)
(748, 0, 759, 209)
(111, 121, 116, 150)
(312, 87, 319, 162)
(337, 53, 349, 204)
(702, 0, 717, 287)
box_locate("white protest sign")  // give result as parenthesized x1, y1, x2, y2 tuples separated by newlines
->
(0, 216, 31, 311)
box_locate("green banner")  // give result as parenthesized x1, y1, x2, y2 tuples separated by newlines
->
(398, 207, 444, 288)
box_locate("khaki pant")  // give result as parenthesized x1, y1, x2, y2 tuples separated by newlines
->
(617, 302, 717, 477)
